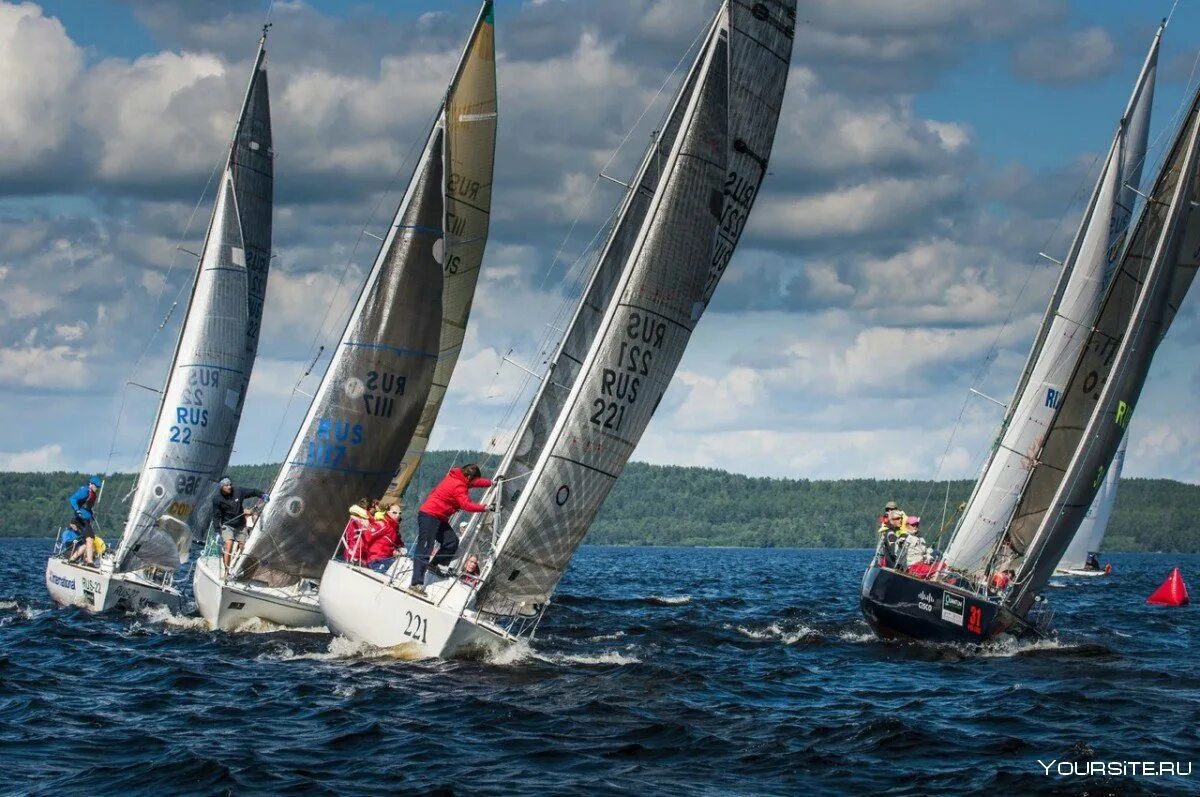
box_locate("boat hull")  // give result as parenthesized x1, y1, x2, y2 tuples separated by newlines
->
(45, 557, 182, 614)
(1054, 567, 1108, 577)
(319, 558, 513, 659)
(193, 556, 323, 630)
(860, 564, 1034, 644)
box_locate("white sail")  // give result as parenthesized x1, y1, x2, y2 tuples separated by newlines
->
(114, 37, 273, 574)
(1058, 435, 1125, 570)
(474, 1, 794, 613)
(942, 30, 1159, 577)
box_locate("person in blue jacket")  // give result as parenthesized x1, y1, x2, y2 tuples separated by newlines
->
(66, 476, 102, 565)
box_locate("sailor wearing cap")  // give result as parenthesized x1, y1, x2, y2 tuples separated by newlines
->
(211, 476, 268, 571)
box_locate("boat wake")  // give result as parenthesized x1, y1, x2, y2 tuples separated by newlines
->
(136, 605, 210, 631)
(265, 635, 425, 663)
(0, 599, 46, 623)
(230, 617, 329, 635)
(733, 621, 821, 645)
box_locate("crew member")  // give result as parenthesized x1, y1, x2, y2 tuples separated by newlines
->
(363, 502, 403, 573)
(410, 464, 492, 594)
(66, 476, 102, 564)
(211, 477, 267, 571)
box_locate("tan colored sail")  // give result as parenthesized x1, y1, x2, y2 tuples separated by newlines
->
(383, 2, 497, 505)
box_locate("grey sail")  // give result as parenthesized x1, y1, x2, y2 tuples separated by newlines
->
(235, 127, 445, 585)
(460, 14, 709, 553)
(476, 1, 794, 611)
(114, 38, 273, 573)
(1006, 86, 1200, 614)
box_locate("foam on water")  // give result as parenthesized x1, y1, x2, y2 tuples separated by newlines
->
(645, 594, 692, 605)
(734, 622, 820, 645)
(231, 617, 329, 635)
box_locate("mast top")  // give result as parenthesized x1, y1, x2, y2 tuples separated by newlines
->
(260, 22, 272, 46)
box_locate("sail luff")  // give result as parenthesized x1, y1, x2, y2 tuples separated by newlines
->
(383, 1, 497, 503)
(234, 121, 446, 583)
(1008, 87, 1200, 613)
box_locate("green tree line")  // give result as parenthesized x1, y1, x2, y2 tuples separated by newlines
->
(3, 450, 1198, 552)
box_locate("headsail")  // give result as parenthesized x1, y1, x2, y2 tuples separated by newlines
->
(1007, 84, 1200, 613)
(474, 1, 795, 612)
(941, 30, 1160, 577)
(114, 34, 273, 574)
(235, 126, 445, 585)
(383, 1, 497, 504)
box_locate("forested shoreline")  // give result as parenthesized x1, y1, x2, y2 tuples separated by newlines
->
(3, 450, 1198, 551)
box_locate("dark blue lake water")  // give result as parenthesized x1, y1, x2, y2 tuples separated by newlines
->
(1, 540, 1196, 795)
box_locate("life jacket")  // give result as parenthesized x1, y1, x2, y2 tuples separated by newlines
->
(419, 468, 492, 521)
(342, 510, 370, 564)
(93, 536, 107, 556)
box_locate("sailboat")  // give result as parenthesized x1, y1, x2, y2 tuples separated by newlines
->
(193, 1, 497, 630)
(861, 25, 1200, 644)
(320, 0, 796, 659)
(1055, 438, 1124, 576)
(44, 29, 274, 614)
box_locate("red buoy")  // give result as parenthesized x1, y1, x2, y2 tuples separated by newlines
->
(1146, 568, 1190, 606)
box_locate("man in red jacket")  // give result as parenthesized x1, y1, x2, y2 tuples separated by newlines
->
(410, 463, 492, 593)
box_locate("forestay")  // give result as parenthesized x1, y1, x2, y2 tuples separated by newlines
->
(235, 128, 446, 586)
(115, 38, 273, 574)
(1007, 85, 1200, 613)
(941, 31, 1159, 577)
(384, 2, 497, 503)
(475, 1, 795, 612)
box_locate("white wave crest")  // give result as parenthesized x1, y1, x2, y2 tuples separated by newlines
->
(138, 605, 210, 630)
(587, 631, 627, 642)
(647, 595, 692, 605)
(547, 650, 642, 666)
(735, 622, 819, 645)
(0, 600, 19, 610)
(265, 635, 425, 663)
(486, 639, 535, 666)
(232, 617, 328, 635)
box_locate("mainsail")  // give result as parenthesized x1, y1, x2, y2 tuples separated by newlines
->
(1006, 86, 1200, 613)
(473, 1, 794, 612)
(114, 34, 274, 574)
(383, 1, 497, 503)
(941, 29, 1160, 576)
(236, 4, 496, 585)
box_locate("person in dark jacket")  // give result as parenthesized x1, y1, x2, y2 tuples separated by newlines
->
(409, 464, 492, 594)
(211, 477, 267, 571)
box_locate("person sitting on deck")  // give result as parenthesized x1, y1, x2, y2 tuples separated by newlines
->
(1086, 552, 1102, 571)
(410, 464, 493, 595)
(212, 477, 267, 572)
(989, 569, 1015, 592)
(877, 500, 901, 532)
(362, 502, 403, 573)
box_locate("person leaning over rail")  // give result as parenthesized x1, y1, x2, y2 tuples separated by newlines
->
(211, 476, 267, 572)
(409, 463, 493, 595)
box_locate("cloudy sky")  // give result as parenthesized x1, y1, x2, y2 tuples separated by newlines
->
(2, 0, 1199, 485)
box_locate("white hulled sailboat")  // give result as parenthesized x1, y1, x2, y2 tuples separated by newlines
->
(45, 29, 274, 614)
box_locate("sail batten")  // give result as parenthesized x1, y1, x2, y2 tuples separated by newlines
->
(114, 35, 273, 574)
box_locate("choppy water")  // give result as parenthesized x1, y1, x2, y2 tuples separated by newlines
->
(1, 540, 1197, 795)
